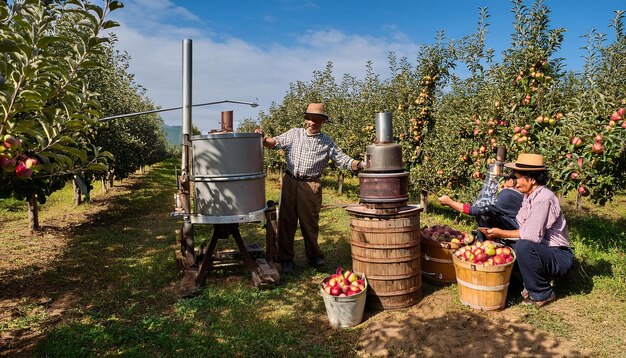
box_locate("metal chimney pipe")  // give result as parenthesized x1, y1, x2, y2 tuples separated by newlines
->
(375, 112, 393, 143)
(221, 111, 234, 132)
(182, 39, 192, 137)
(180, 39, 193, 218)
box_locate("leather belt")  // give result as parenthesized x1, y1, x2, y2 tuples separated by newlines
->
(286, 170, 319, 182)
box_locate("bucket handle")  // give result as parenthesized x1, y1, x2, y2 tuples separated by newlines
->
(422, 254, 453, 264)
(421, 271, 444, 280)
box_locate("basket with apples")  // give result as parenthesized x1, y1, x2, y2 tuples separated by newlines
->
(320, 267, 368, 328)
(320, 267, 367, 297)
(453, 240, 515, 266)
(421, 224, 474, 249)
(452, 240, 516, 311)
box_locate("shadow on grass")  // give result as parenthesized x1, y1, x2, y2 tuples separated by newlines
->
(0, 160, 182, 356)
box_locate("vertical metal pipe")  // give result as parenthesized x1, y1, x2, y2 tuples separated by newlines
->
(221, 111, 234, 132)
(182, 39, 192, 138)
(375, 112, 393, 143)
(181, 39, 193, 217)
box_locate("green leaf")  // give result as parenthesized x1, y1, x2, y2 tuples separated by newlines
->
(85, 163, 108, 172)
(108, 1, 125, 11)
(102, 20, 120, 29)
(50, 144, 88, 162)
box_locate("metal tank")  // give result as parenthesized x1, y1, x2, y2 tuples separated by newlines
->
(191, 132, 266, 218)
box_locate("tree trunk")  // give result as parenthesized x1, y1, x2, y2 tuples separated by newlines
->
(101, 177, 108, 194)
(27, 194, 39, 232)
(73, 179, 82, 205)
(576, 191, 583, 210)
(108, 171, 114, 188)
(420, 189, 428, 213)
(337, 172, 344, 196)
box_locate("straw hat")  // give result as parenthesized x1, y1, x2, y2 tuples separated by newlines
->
(304, 103, 329, 120)
(504, 153, 546, 171)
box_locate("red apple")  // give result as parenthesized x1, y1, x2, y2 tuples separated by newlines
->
(501, 247, 512, 256)
(15, 162, 32, 179)
(25, 157, 38, 168)
(3, 134, 21, 149)
(610, 112, 622, 121)
(591, 142, 604, 154)
(618, 108, 626, 117)
(578, 186, 590, 197)
(1, 155, 16, 169)
(330, 286, 342, 296)
(570, 172, 579, 180)
(493, 255, 505, 265)
(324, 285, 332, 295)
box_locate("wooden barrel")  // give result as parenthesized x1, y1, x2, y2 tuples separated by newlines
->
(452, 253, 515, 311)
(421, 239, 457, 285)
(349, 207, 422, 310)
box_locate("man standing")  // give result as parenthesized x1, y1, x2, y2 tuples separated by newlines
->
(257, 103, 365, 273)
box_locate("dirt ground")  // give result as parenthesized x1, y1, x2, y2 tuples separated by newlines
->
(355, 287, 584, 357)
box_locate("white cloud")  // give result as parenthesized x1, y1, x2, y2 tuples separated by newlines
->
(109, 6, 419, 133)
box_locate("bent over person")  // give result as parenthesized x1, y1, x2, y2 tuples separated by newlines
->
(256, 103, 365, 273)
(438, 168, 523, 242)
(485, 153, 574, 307)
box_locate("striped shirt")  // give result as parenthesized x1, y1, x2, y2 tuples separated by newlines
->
(274, 128, 355, 178)
(516, 185, 569, 247)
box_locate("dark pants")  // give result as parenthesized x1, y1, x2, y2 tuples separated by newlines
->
(515, 240, 574, 301)
(277, 174, 324, 263)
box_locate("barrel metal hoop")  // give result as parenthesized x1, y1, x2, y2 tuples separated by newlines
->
(367, 284, 422, 296)
(192, 173, 266, 182)
(359, 271, 421, 281)
(350, 225, 419, 234)
(352, 253, 420, 264)
(459, 299, 504, 311)
(350, 239, 420, 249)
(456, 277, 510, 291)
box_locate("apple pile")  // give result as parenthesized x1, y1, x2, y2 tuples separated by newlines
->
(421, 225, 471, 244)
(321, 267, 366, 297)
(454, 240, 514, 265)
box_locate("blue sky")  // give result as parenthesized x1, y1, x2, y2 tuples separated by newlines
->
(108, 0, 625, 132)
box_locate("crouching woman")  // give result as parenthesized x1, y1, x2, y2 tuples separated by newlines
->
(485, 153, 574, 307)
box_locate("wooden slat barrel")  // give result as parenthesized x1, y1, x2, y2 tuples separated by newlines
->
(421, 239, 457, 285)
(452, 253, 515, 311)
(348, 206, 422, 310)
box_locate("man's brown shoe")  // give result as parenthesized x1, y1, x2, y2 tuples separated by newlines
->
(522, 291, 556, 307)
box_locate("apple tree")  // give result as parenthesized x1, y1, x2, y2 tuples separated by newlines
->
(0, 0, 123, 230)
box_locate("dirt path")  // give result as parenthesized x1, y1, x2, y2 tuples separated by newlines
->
(356, 287, 585, 357)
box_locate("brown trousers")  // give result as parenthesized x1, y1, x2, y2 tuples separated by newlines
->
(277, 174, 324, 262)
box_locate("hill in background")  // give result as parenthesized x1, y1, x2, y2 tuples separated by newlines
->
(164, 125, 182, 146)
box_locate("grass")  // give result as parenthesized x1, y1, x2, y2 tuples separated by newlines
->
(1, 160, 625, 357)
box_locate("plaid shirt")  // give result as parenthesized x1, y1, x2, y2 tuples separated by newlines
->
(274, 128, 354, 178)
(517, 185, 569, 247)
